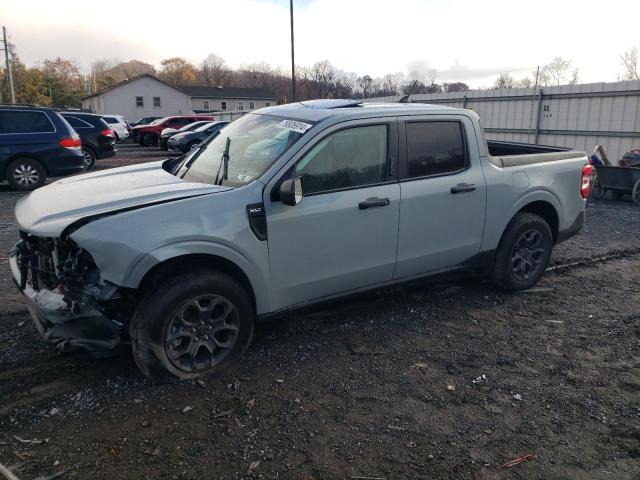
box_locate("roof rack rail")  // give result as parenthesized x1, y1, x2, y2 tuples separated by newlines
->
(299, 99, 364, 109)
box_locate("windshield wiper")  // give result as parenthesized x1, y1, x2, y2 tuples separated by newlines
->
(216, 137, 231, 185)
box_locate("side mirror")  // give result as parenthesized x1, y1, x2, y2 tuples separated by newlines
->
(279, 176, 303, 206)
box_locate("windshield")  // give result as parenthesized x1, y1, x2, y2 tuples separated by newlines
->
(149, 119, 164, 126)
(180, 114, 312, 187)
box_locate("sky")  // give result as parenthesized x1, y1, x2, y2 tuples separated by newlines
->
(2, 0, 639, 88)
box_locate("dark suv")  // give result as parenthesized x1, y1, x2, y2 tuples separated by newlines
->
(61, 112, 116, 170)
(0, 105, 85, 190)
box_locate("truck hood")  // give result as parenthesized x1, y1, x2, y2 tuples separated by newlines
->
(15, 161, 232, 237)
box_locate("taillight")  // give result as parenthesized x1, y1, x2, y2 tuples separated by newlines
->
(580, 164, 593, 199)
(59, 137, 82, 149)
(100, 129, 115, 137)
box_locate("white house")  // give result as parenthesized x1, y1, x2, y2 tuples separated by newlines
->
(81, 74, 277, 122)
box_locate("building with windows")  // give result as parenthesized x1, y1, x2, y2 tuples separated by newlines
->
(81, 74, 277, 122)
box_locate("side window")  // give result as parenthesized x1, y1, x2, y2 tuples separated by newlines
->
(64, 116, 91, 129)
(153, 97, 161, 108)
(103, 117, 118, 124)
(405, 121, 466, 178)
(0, 111, 55, 133)
(136, 96, 144, 107)
(294, 125, 387, 195)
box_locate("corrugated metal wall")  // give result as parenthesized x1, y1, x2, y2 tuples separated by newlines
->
(366, 80, 640, 162)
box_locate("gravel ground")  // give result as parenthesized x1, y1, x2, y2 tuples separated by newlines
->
(0, 146, 639, 479)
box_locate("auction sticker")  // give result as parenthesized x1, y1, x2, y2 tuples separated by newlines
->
(275, 120, 313, 134)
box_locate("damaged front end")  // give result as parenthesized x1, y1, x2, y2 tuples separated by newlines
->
(10, 232, 134, 354)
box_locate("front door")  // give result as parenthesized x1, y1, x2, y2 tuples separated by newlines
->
(394, 116, 487, 278)
(265, 120, 400, 311)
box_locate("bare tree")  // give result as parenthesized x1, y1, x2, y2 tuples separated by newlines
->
(310, 60, 336, 98)
(494, 73, 516, 89)
(539, 57, 576, 86)
(621, 47, 639, 81)
(199, 53, 229, 86)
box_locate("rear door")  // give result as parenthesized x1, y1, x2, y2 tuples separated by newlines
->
(265, 118, 400, 310)
(0, 109, 57, 169)
(394, 115, 487, 279)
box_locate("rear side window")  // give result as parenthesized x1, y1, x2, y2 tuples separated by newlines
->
(0, 110, 55, 134)
(405, 121, 466, 178)
(103, 117, 119, 124)
(64, 116, 93, 129)
(294, 125, 387, 195)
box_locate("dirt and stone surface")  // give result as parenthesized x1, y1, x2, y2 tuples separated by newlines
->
(1, 145, 639, 479)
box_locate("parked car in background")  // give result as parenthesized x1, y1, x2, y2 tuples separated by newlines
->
(61, 112, 116, 170)
(133, 115, 214, 147)
(0, 105, 85, 190)
(159, 121, 212, 150)
(9, 100, 591, 381)
(168, 121, 229, 153)
(102, 115, 129, 141)
(129, 117, 162, 142)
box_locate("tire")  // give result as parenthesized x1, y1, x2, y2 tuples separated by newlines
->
(142, 133, 158, 147)
(130, 269, 254, 383)
(187, 140, 201, 151)
(6, 157, 47, 191)
(590, 178, 605, 200)
(490, 212, 553, 291)
(632, 179, 640, 205)
(82, 147, 96, 170)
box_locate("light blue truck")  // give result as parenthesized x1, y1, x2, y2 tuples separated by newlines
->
(10, 100, 592, 381)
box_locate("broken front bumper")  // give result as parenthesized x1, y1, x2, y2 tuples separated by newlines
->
(9, 254, 122, 353)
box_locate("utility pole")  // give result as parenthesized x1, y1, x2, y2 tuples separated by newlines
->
(3, 26, 15, 104)
(290, 0, 296, 102)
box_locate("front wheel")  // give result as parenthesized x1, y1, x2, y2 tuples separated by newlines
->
(130, 270, 254, 383)
(142, 133, 158, 147)
(490, 212, 553, 291)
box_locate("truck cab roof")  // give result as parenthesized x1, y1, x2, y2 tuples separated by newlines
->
(257, 99, 461, 123)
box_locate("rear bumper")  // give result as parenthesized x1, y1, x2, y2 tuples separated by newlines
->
(9, 253, 122, 352)
(556, 210, 585, 244)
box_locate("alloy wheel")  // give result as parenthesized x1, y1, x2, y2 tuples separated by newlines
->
(164, 294, 240, 373)
(510, 229, 546, 281)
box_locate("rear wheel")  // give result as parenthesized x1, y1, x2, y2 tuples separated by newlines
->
(130, 269, 254, 383)
(6, 157, 46, 191)
(187, 140, 201, 151)
(82, 147, 96, 170)
(490, 212, 552, 291)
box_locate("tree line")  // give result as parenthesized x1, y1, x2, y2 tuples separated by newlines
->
(1, 48, 638, 109)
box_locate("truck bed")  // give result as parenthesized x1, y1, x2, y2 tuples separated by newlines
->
(486, 140, 585, 168)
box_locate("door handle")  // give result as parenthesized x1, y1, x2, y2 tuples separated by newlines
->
(359, 197, 390, 210)
(450, 183, 476, 194)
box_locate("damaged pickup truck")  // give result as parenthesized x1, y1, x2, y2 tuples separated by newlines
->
(11, 100, 592, 382)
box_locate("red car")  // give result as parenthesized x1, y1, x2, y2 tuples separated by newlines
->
(133, 115, 214, 147)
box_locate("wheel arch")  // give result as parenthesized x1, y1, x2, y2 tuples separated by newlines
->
(138, 253, 258, 314)
(517, 200, 559, 242)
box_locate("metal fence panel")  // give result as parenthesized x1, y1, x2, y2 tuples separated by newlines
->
(366, 80, 640, 161)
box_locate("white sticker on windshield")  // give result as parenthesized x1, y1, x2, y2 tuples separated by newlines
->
(275, 119, 313, 134)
